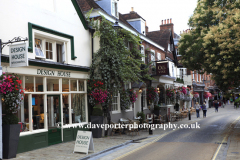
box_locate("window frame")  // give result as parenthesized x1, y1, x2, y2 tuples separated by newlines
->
(142, 88, 148, 110)
(33, 29, 69, 63)
(150, 50, 155, 67)
(112, 90, 121, 114)
(141, 45, 145, 63)
(157, 52, 161, 61)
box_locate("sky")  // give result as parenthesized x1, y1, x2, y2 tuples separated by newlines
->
(118, 0, 198, 35)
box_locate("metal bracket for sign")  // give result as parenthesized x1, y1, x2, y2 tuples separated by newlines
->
(1, 36, 28, 50)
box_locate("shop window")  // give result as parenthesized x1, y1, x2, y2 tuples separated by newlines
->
(71, 94, 86, 123)
(25, 76, 34, 92)
(63, 94, 69, 124)
(17, 94, 29, 132)
(47, 79, 59, 91)
(78, 80, 85, 91)
(32, 94, 44, 130)
(71, 80, 77, 91)
(35, 77, 43, 92)
(62, 79, 69, 92)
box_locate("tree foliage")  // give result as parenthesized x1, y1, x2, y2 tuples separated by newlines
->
(178, 0, 240, 91)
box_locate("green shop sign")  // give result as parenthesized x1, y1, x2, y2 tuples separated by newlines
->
(37, 69, 71, 77)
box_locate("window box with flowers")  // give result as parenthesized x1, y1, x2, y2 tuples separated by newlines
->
(1, 73, 25, 159)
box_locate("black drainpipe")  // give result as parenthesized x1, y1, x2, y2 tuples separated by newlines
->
(88, 26, 95, 123)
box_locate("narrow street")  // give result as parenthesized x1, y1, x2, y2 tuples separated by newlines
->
(88, 104, 240, 160)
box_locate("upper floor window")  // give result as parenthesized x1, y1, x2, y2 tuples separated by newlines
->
(34, 37, 66, 63)
(172, 65, 175, 77)
(192, 71, 195, 80)
(141, 45, 145, 63)
(151, 50, 155, 66)
(112, 1, 118, 17)
(157, 53, 161, 61)
(196, 71, 199, 82)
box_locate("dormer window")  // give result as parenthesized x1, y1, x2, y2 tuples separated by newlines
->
(112, 0, 118, 17)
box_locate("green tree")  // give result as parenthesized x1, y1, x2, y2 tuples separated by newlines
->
(178, 0, 240, 91)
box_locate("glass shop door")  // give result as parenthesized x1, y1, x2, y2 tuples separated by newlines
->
(47, 95, 62, 145)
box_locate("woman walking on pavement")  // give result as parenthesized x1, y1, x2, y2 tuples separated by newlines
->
(195, 102, 200, 118)
(214, 100, 219, 112)
(202, 102, 207, 118)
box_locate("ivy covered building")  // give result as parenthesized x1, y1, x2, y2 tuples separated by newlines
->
(78, 0, 187, 126)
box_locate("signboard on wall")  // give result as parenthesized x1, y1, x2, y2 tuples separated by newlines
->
(9, 43, 28, 68)
(156, 62, 169, 76)
(74, 131, 94, 155)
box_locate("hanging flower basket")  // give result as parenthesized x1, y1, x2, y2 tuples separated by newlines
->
(166, 88, 175, 103)
(193, 92, 199, 99)
(204, 92, 211, 99)
(128, 89, 138, 103)
(147, 87, 158, 104)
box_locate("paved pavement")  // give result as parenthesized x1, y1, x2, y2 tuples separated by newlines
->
(11, 104, 240, 160)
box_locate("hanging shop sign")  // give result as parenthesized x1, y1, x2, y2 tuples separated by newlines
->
(74, 131, 94, 155)
(156, 62, 169, 76)
(9, 43, 28, 68)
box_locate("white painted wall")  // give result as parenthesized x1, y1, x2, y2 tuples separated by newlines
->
(0, 0, 92, 67)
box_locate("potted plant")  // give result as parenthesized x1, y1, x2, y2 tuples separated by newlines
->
(1, 73, 25, 159)
(91, 107, 104, 138)
(137, 112, 145, 124)
(88, 80, 108, 138)
(174, 103, 180, 111)
(153, 105, 160, 116)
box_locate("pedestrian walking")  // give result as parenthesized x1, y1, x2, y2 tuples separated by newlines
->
(230, 97, 233, 104)
(195, 102, 200, 118)
(214, 100, 219, 112)
(202, 102, 207, 118)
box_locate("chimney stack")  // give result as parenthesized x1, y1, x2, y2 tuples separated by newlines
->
(130, 7, 134, 13)
(145, 21, 148, 34)
(159, 18, 174, 38)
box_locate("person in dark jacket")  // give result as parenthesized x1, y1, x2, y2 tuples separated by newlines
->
(214, 100, 219, 112)
(202, 102, 207, 117)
